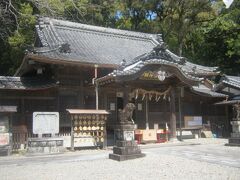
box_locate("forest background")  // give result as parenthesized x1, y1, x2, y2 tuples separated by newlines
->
(0, 0, 239, 76)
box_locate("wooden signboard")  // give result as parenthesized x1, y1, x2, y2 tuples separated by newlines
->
(184, 116, 202, 128)
(0, 133, 9, 146)
(67, 109, 109, 149)
(33, 112, 59, 135)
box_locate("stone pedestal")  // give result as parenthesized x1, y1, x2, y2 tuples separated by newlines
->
(109, 123, 145, 161)
(27, 137, 65, 155)
(226, 120, 240, 146)
(0, 145, 11, 156)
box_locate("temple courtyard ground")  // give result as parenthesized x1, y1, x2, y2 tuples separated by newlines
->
(0, 138, 239, 180)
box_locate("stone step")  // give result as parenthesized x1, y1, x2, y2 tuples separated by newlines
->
(228, 137, 240, 144)
(113, 146, 141, 155)
(109, 153, 145, 161)
(116, 140, 137, 147)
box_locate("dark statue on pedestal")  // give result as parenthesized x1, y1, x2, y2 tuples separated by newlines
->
(109, 103, 145, 161)
(118, 103, 136, 124)
(233, 104, 240, 120)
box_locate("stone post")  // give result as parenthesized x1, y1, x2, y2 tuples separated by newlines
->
(227, 104, 240, 146)
(170, 88, 177, 141)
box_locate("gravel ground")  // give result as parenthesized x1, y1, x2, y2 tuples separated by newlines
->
(0, 138, 239, 180)
(184, 138, 229, 145)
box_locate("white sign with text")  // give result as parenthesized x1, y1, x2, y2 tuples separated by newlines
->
(33, 112, 59, 134)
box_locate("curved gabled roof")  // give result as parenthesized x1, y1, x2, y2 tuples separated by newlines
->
(95, 43, 219, 86)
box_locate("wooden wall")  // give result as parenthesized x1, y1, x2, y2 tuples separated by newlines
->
(0, 64, 229, 137)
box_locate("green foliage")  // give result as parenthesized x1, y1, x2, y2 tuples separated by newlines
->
(0, 1, 36, 75)
(185, 0, 240, 75)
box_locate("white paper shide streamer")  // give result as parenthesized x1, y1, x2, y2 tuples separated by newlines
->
(223, 0, 234, 8)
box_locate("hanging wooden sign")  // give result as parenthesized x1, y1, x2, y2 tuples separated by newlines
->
(140, 70, 171, 81)
(140, 71, 158, 80)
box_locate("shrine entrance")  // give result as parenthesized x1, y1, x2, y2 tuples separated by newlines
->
(95, 43, 226, 143)
(96, 67, 191, 141)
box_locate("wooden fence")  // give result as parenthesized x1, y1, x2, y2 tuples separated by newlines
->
(11, 131, 71, 151)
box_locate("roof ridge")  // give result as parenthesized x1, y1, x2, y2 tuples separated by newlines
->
(226, 75, 240, 80)
(185, 61, 218, 71)
(0, 76, 21, 80)
(38, 17, 161, 42)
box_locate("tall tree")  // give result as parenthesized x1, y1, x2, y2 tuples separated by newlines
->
(185, 0, 240, 75)
(155, 0, 216, 56)
(0, 0, 36, 75)
(31, 0, 116, 26)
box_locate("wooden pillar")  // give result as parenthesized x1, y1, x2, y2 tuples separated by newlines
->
(178, 92, 182, 141)
(103, 93, 108, 148)
(95, 83, 99, 110)
(103, 92, 108, 109)
(145, 95, 149, 130)
(70, 115, 74, 151)
(94, 65, 99, 110)
(123, 85, 129, 107)
(225, 105, 230, 137)
(170, 88, 177, 139)
(20, 98, 25, 125)
(80, 80, 84, 108)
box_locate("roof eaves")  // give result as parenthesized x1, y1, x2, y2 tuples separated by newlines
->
(117, 59, 203, 82)
(191, 86, 228, 98)
(0, 76, 58, 90)
(26, 54, 118, 68)
(222, 80, 240, 89)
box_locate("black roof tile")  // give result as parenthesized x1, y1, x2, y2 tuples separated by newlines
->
(34, 17, 159, 66)
(0, 76, 57, 90)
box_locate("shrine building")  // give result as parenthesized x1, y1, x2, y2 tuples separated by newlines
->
(0, 17, 234, 149)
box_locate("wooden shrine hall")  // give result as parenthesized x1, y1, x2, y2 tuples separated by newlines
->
(0, 17, 230, 149)
(95, 43, 228, 140)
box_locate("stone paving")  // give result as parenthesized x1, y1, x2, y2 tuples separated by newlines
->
(0, 138, 239, 180)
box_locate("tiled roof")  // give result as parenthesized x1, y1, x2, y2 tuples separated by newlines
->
(215, 95, 240, 105)
(0, 76, 57, 90)
(222, 75, 240, 89)
(191, 85, 228, 98)
(214, 75, 240, 92)
(66, 109, 109, 114)
(0, 106, 17, 112)
(33, 17, 159, 66)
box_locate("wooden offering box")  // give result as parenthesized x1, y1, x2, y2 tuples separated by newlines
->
(67, 109, 109, 149)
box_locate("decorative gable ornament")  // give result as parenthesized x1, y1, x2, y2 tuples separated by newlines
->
(59, 43, 71, 53)
(157, 71, 166, 81)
